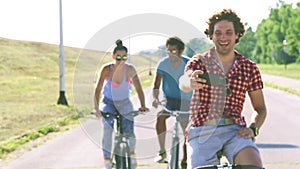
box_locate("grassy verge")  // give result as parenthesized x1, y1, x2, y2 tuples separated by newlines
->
(0, 37, 159, 160)
(0, 111, 80, 159)
(264, 82, 300, 97)
(258, 63, 300, 96)
(258, 63, 300, 80)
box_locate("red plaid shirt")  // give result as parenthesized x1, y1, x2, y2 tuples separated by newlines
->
(186, 47, 263, 127)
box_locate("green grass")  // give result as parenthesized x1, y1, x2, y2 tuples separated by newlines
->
(0, 37, 159, 159)
(0, 114, 77, 158)
(258, 63, 300, 96)
(258, 63, 300, 80)
(0, 38, 78, 143)
(264, 82, 300, 97)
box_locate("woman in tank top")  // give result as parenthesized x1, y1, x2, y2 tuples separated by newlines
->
(93, 40, 149, 169)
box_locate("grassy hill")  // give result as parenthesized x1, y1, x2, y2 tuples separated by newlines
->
(0, 37, 77, 143)
(0, 37, 159, 145)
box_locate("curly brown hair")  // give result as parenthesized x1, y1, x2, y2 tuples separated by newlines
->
(204, 9, 245, 43)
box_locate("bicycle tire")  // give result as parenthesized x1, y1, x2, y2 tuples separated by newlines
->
(114, 142, 130, 169)
(114, 154, 121, 169)
(113, 137, 124, 169)
(120, 142, 127, 169)
(125, 143, 131, 169)
(114, 143, 122, 169)
(122, 141, 132, 169)
(169, 137, 180, 169)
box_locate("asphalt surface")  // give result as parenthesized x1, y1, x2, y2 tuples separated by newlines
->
(261, 74, 300, 92)
(1, 74, 300, 169)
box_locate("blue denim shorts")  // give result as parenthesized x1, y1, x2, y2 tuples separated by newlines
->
(165, 97, 190, 123)
(99, 97, 135, 158)
(187, 124, 259, 169)
(99, 97, 134, 116)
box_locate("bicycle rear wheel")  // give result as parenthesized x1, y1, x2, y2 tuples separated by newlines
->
(168, 137, 179, 169)
(114, 142, 131, 169)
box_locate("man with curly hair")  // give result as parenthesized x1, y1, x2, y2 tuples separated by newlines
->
(179, 9, 267, 169)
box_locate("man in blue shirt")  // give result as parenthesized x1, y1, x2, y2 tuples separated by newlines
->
(152, 36, 192, 169)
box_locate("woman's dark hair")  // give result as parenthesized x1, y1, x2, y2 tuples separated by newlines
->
(113, 39, 128, 54)
(204, 9, 245, 43)
(166, 36, 185, 51)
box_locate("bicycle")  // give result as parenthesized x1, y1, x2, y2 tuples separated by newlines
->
(195, 164, 265, 169)
(155, 102, 190, 169)
(95, 110, 141, 169)
(154, 104, 265, 169)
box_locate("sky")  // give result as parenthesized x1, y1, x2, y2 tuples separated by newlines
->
(0, 0, 299, 54)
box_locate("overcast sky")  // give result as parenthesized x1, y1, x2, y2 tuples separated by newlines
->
(0, 0, 298, 53)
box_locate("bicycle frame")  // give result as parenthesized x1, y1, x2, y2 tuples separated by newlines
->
(101, 111, 140, 169)
(160, 106, 189, 169)
(169, 116, 180, 169)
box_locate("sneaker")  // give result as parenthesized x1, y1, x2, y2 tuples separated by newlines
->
(103, 159, 112, 169)
(154, 150, 167, 163)
(180, 161, 187, 169)
(131, 154, 138, 169)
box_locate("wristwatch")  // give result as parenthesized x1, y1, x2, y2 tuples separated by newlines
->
(249, 125, 259, 137)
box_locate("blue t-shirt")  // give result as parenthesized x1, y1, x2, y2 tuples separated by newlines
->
(156, 55, 192, 100)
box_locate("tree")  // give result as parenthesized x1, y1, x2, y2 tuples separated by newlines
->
(253, 19, 272, 63)
(184, 38, 212, 57)
(253, 1, 299, 64)
(285, 2, 300, 63)
(235, 27, 257, 61)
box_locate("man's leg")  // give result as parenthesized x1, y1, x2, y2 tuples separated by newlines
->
(234, 146, 263, 167)
(154, 110, 169, 162)
(179, 120, 188, 161)
(223, 125, 263, 168)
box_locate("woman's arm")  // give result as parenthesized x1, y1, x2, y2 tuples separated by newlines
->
(129, 65, 148, 112)
(93, 65, 108, 117)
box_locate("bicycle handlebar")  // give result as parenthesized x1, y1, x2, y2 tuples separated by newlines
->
(162, 107, 190, 114)
(156, 101, 190, 116)
(91, 110, 142, 118)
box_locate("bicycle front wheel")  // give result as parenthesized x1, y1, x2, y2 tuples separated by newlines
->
(114, 142, 131, 169)
(169, 138, 179, 169)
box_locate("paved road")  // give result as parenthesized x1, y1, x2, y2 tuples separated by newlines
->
(261, 74, 300, 92)
(1, 75, 300, 169)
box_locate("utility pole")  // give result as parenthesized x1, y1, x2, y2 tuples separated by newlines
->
(283, 39, 288, 70)
(149, 55, 152, 76)
(57, 0, 68, 106)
